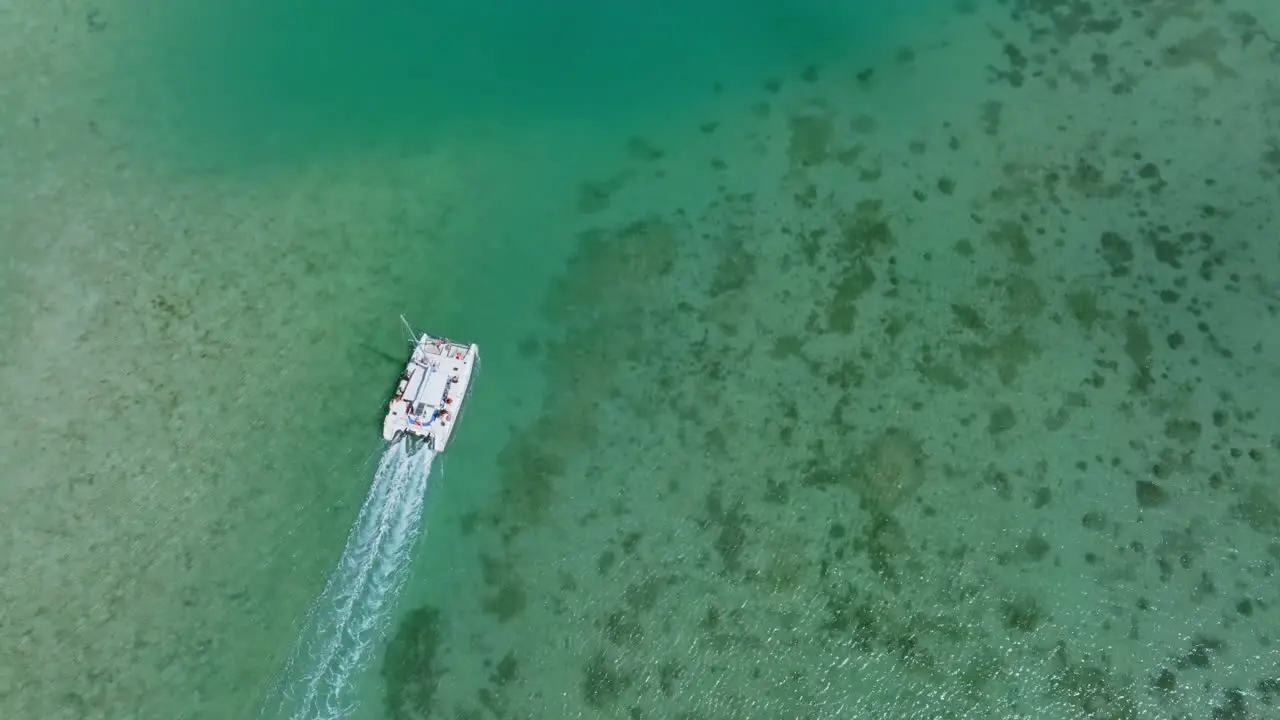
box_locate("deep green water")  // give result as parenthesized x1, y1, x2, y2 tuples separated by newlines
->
(120, 0, 923, 170)
(4, 0, 1280, 718)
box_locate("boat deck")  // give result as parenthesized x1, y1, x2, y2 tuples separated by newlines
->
(382, 333, 477, 452)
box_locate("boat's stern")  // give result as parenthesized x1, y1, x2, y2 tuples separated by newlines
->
(381, 410, 409, 444)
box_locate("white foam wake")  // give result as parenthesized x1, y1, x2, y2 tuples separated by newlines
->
(259, 440, 433, 720)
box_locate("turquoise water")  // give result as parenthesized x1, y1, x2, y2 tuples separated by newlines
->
(3, 0, 1280, 718)
(122, 0, 921, 169)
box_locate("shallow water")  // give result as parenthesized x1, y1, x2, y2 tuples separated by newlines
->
(3, 0, 1279, 718)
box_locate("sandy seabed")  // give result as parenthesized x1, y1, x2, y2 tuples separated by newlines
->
(2, 1, 1279, 719)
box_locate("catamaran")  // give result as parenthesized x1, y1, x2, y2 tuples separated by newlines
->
(382, 316, 478, 454)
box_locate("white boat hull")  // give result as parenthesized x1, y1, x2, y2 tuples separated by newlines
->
(381, 330, 477, 453)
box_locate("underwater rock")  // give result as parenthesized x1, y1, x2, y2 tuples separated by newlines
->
(1135, 479, 1168, 508)
(383, 606, 444, 720)
(853, 427, 928, 511)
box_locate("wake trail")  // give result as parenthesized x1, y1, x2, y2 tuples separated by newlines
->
(259, 440, 434, 720)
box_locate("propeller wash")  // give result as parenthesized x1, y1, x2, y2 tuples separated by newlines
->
(258, 321, 478, 719)
(258, 442, 432, 719)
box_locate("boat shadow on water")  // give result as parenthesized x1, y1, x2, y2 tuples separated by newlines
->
(362, 341, 410, 429)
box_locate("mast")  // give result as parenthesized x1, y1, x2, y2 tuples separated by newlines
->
(399, 314, 419, 345)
